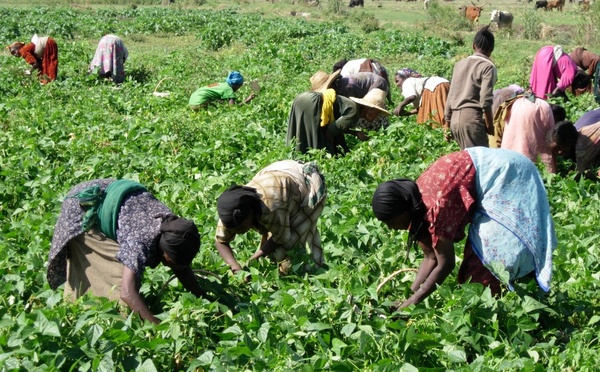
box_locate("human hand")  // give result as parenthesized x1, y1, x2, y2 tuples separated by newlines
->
(232, 266, 251, 283)
(356, 131, 370, 142)
(393, 107, 404, 116)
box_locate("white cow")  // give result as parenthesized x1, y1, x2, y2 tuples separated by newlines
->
(490, 10, 514, 30)
(424, 0, 431, 9)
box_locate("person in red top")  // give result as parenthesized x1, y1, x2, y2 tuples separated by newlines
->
(8, 34, 58, 83)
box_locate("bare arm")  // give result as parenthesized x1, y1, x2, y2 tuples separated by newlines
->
(215, 240, 243, 273)
(120, 266, 160, 324)
(249, 235, 279, 261)
(228, 93, 256, 105)
(398, 236, 456, 309)
(242, 93, 256, 104)
(393, 95, 417, 116)
(172, 266, 213, 300)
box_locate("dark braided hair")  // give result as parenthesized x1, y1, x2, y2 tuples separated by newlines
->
(473, 26, 495, 55)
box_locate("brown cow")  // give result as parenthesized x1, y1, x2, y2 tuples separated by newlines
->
(546, 0, 565, 10)
(462, 2, 487, 24)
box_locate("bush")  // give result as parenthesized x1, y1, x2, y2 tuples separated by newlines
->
(425, 0, 470, 32)
(575, 1, 600, 46)
(522, 9, 542, 40)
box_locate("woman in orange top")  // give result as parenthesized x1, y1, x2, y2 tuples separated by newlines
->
(8, 35, 58, 84)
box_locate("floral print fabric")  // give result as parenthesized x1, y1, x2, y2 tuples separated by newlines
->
(47, 179, 170, 289)
(89, 34, 128, 84)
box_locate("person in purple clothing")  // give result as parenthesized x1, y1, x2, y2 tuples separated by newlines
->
(574, 108, 600, 130)
(48, 179, 209, 324)
(333, 72, 390, 130)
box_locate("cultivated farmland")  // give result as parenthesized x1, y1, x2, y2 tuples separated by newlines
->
(1, 1, 599, 370)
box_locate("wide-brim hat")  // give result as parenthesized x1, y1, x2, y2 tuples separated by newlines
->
(349, 89, 391, 116)
(310, 69, 341, 92)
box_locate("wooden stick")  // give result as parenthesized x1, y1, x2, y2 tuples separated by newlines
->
(376, 268, 417, 293)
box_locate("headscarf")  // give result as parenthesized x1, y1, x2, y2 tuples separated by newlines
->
(395, 68, 422, 79)
(7, 42, 25, 56)
(158, 215, 200, 266)
(371, 179, 427, 254)
(226, 71, 244, 86)
(217, 185, 261, 228)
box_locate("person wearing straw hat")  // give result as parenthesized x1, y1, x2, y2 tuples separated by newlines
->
(287, 70, 391, 155)
(333, 71, 391, 131)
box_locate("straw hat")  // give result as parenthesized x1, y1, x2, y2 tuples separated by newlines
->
(349, 89, 391, 116)
(310, 70, 341, 92)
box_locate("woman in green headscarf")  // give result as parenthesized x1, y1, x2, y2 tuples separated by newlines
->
(48, 179, 209, 324)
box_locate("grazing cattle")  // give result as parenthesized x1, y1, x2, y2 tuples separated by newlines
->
(546, 0, 565, 10)
(348, 0, 363, 7)
(464, 4, 486, 24)
(535, 0, 548, 8)
(424, 0, 431, 9)
(490, 10, 514, 30)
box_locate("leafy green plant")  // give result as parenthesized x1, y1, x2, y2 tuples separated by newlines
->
(0, 4, 599, 371)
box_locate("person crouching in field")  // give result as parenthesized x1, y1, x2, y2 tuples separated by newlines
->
(287, 70, 391, 155)
(499, 95, 565, 174)
(88, 34, 129, 85)
(372, 147, 557, 310)
(332, 71, 391, 131)
(48, 179, 210, 324)
(529, 45, 579, 100)
(188, 71, 255, 110)
(215, 160, 327, 276)
(393, 67, 450, 130)
(7, 34, 58, 84)
(551, 120, 600, 181)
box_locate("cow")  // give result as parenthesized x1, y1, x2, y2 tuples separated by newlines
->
(490, 10, 514, 30)
(535, 0, 548, 9)
(424, 0, 431, 9)
(463, 3, 486, 24)
(348, 0, 363, 7)
(546, 0, 565, 10)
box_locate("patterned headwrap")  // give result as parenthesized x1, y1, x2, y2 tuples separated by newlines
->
(217, 185, 261, 228)
(395, 68, 422, 79)
(372, 179, 427, 255)
(226, 71, 244, 86)
(159, 215, 201, 266)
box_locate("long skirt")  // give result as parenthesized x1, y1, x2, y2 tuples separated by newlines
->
(89, 35, 128, 84)
(40, 38, 58, 82)
(65, 229, 123, 302)
(417, 82, 449, 129)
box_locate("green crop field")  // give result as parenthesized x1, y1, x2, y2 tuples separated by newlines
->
(1, 1, 599, 370)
